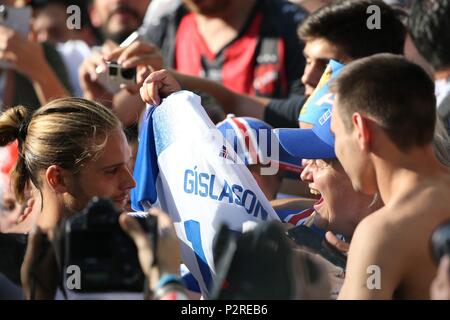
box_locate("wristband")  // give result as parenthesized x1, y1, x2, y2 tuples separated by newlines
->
(156, 274, 184, 290)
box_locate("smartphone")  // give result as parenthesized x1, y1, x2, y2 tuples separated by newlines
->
(0, 5, 32, 36)
(286, 225, 347, 269)
(0, 5, 32, 69)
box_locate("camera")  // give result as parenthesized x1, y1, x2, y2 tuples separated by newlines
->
(60, 197, 157, 292)
(96, 61, 137, 94)
(286, 225, 347, 269)
(430, 221, 450, 264)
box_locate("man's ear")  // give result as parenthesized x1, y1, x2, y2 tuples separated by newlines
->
(45, 165, 69, 194)
(352, 112, 372, 152)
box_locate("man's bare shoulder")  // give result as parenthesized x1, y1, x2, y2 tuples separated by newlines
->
(351, 207, 394, 244)
(339, 209, 403, 299)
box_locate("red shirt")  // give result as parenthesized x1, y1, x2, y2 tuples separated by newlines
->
(175, 12, 287, 97)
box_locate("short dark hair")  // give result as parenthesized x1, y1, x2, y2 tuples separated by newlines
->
(330, 53, 436, 151)
(299, 0, 406, 60)
(409, 0, 450, 70)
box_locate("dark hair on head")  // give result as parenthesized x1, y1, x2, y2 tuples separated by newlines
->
(330, 53, 436, 152)
(299, 0, 406, 59)
(409, 0, 450, 70)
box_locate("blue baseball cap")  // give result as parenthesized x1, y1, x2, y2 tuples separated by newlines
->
(216, 115, 303, 176)
(298, 59, 344, 125)
(274, 109, 335, 159)
(274, 60, 345, 159)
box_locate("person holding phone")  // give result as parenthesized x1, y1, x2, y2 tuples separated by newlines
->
(0, 0, 71, 109)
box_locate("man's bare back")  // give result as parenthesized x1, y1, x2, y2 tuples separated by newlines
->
(338, 172, 450, 299)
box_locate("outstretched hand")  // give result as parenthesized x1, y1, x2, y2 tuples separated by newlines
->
(325, 231, 350, 254)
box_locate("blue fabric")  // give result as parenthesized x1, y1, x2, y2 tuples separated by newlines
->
(181, 272, 201, 293)
(130, 107, 160, 211)
(275, 60, 345, 160)
(298, 60, 344, 124)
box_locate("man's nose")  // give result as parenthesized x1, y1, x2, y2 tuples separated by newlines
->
(301, 63, 321, 89)
(300, 160, 314, 182)
(122, 167, 136, 190)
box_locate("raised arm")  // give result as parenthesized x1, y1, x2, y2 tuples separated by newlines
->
(0, 26, 68, 105)
(173, 70, 269, 119)
(105, 40, 270, 120)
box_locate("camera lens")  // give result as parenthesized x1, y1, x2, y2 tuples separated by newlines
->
(109, 65, 119, 76)
(121, 67, 136, 80)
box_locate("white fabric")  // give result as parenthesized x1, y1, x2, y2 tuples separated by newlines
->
(56, 40, 92, 97)
(435, 77, 450, 136)
(147, 91, 280, 296)
(138, 0, 181, 32)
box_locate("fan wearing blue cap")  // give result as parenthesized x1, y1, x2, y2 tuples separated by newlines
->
(216, 115, 303, 201)
(274, 60, 383, 241)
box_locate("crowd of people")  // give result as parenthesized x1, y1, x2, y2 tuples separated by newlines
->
(0, 0, 450, 300)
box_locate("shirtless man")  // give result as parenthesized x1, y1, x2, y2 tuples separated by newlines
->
(329, 53, 450, 299)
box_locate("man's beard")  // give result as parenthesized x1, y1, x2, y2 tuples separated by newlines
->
(100, 5, 143, 44)
(101, 28, 134, 45)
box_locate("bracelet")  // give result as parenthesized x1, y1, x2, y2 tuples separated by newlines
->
(154, 283, 188, 300)
(156, 274, 184, 291)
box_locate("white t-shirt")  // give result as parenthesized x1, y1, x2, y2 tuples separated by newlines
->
(56, 40, 92, 97)
(435, 77, 450, 134)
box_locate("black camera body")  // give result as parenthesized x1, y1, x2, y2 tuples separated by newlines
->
(62, 197, 156, 292)
(286, 225, 347, 269)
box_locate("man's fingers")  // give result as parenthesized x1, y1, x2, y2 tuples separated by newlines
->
(140, 86, 150, 104)
(149, 208, 172, 230)
(101, 40, 118, 54)
(119, 214, 150, 252)
(325, 231, 349, 253)
(121, 54, 162, 69)
(144, 69, 171, 84)
(117, 42, 144, 64)
(103, 46, 125, 62)
(437, 255, 450, 279)
(139, 82, 160, 105)
(149, 82, 161, 105)
(119, 214, 154, 276)
(137, 66, 152, 85)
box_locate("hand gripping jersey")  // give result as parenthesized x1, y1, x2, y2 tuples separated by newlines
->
(131, 91, 280, 297)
